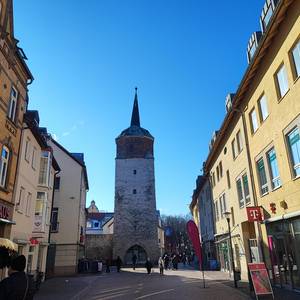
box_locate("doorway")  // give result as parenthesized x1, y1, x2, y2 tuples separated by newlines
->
(124, 245, 147, 265)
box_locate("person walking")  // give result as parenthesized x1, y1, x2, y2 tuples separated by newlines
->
(163, 254, 169, 270)
(132, 254, 137, 270)
(105, 259, 110, 273)
(0, 255, 35, 300)
(145, 258, 153, 274)
(158, 257, 164, 275)
(116, 256, 122, 273)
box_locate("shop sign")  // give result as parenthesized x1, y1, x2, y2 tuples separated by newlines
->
(248, 263, 274, 298)
(246, 206, 263, 222)
(30, 238, 39, 245)
(0, 202, 12, 220)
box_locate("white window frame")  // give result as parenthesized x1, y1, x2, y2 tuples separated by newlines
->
(250, 109, 259, 133)
(258, 94, 269, 122)
(31, 147, 37, 170)
(25, 138, 31, 162)
(17, 186, 25, 213)
(0, 145, 10, 188)
(267, 148, 281, 189)
(275, 64, 289, 99)
(8, 86, 18, 121)
(236, 172, 250, 208)
(291, 39, 300, 80)
(38, 151, 51, 186)
(236, 130, 243, 153)
(25, 192, 32, 217)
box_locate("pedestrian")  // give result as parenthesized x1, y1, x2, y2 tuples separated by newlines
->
(105, 259, 110, 273)
(145, 258, 153, 274)
(158, 257, 164, 275)
(132, 253, 137, 270)
(116, 256, 122, 273)
(0, 254, 35, 300)
(163, 254, 169, 270)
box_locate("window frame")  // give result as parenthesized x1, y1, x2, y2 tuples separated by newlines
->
(0, 145, 10, 189)
(274, 63, 289, 100)
(25, 192, 32, 217)
(16, 186, 25, 213)
(266, 147, 281, 189)
(236, 171, 251, 208)
(258, 94, 269, 123)
(250, 108, 259, 133)
(286, 127, 300, 178)
(7, 86, 18, 122)
(289, 38, 300, 80)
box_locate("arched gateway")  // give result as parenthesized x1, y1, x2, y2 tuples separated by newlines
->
(124, 245, 147, 265)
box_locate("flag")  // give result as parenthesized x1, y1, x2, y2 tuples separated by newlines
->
(186, 220, 203, 268)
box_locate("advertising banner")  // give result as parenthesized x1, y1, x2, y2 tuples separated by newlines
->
(186, 220, 202, 266)
(248, 263, 274, 299)
(246, 206, 263, 222)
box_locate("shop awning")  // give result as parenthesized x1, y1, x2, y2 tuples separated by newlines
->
(0, 238, 18, 251)
(0, 218, 16, 225)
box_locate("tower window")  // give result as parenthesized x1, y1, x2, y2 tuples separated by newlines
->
(133, 170, 137, 175)
(133, 189, 137, 194)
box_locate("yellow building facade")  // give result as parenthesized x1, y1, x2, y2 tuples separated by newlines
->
(202, 0, 300, 291)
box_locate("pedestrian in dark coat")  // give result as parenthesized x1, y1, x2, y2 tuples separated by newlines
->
(0, 255, 35, 300)
(132, 254, 137, 270)
(116, 256, 122, 273)
(105, 259, 110, 273)
(145, 258, 153, 274)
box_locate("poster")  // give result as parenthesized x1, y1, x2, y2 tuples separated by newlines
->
(248, 263, 273, 298)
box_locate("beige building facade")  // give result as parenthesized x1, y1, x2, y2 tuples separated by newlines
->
(11, 111, 59, 280)
(47, 139, 88, 276)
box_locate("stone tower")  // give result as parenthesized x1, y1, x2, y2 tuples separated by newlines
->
(113, 89, 160, 264)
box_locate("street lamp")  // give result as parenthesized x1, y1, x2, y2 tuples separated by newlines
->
(223, 211, 238, 288)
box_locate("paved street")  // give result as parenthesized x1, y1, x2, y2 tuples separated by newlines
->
(35, 266, 251, 300)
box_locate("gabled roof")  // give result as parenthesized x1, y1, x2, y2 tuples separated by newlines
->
(50, 138, 89, 189)
(87, 212, 114, 222)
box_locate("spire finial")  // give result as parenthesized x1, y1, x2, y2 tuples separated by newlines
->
(130, 88, 140, 127)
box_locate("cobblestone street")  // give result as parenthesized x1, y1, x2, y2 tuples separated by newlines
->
(34, 266, 300, 300)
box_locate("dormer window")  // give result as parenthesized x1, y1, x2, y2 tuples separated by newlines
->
(247, 32, 262, 63)
(260, 0, 279, 32)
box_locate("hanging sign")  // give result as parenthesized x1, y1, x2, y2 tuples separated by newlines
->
(248, 263, 274, 298)
(246, 207, 263, 222)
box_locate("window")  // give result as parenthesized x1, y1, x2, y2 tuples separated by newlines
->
(219, 193, 227, 217)
(25, 192, 32, 217)
(291, 40, 300, 78)
(275, 64, 289, 98)
(212, 172, 216, 187)
(242, 174, 250, 204)
(51, 208, 59, 232)
(17, 187, 25, 212)
(258, 95, 269, 122)
(133, 170, 137, 175)
(38, 151, 51, 186)
(7, 87, 18, 121)
(86, 221, 92, 228)
(216, 166, 220, 182)
(287, 127, 300, 177)
(260, 1, 276, 31)
(257, 158, 269, 195)
(267, 148, 281, 188)
(25, 139, 30, 162)
(236, 130, 243, 153)
(94, 222, 99, 228)
(232, 139, 236, 159)
(0, 146, 10, 188)
(219, 161, 223, 178)
(32, 147, 37, 169)
(34, 192, 47, 232)
(133, 189, 137, 194)
(54, 177, 60, 190)
(250, 109, 259, 133)
(236, 179, 244, 208)
(226, 170, 231, 189)
(214, 201, 219, 221)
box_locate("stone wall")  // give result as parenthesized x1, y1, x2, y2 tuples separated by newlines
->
(86, 234, 113, 261)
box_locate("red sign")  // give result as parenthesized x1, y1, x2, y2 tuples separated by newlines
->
(248, 263, 273, 297)
(30, 238, 39, 245)
(0, 203, 11, 220)
(246, 207, 263, 222)
(186, 220, 202, 268)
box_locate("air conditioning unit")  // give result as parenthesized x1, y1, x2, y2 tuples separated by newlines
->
(225, 93, 235, 113)
(247, 31, 262, 63)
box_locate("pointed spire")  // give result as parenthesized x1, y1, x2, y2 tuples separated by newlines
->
(130, 87, 140, 127)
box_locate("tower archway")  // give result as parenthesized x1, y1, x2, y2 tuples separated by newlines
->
(124, 245, 147, 265)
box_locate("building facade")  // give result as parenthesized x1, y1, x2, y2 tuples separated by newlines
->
(11, 111, 59, 280)
(190, 175, 216, 270)
(113, 90, 161, 264)
(47, 139, 88, 276)
(0, 0, 33, 241)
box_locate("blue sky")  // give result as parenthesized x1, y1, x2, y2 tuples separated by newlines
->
(14, 0, 265, 215)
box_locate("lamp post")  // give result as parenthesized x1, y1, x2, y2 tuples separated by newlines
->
(224, 211, 237, 288)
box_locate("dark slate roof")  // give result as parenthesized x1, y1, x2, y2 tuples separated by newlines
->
(87, 212, 114, 222)
(71, 153, 84, 164)
(130, 89, 140, 126)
